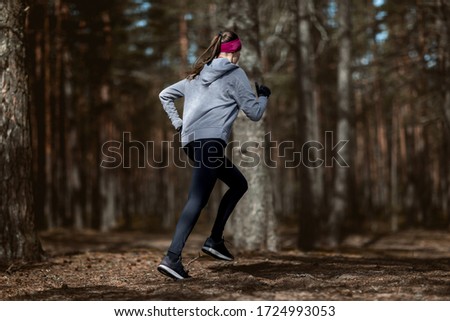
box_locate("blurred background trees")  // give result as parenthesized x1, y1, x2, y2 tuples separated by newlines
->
(12, 0, 449, 251)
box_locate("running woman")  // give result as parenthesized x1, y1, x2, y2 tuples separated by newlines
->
(157, 30, 271, 279)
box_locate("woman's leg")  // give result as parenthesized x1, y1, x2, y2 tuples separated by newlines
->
(209, 157, 248, 241)
(167, 140, 224, 259)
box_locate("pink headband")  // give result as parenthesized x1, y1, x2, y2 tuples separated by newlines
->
(220, 39, 242, 53)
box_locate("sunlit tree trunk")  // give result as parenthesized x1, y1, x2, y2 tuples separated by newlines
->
(217, 0, 278, 251)
(0, 0, 43, 262)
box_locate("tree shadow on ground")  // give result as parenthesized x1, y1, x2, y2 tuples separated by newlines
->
(2, 229, 450, 300)
(202, 253, 450, 299)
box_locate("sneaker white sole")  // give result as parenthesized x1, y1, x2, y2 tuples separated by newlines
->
(157, 264, 186, 280)
(202, 246, 233, 261)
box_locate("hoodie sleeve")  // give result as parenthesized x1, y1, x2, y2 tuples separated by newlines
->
(159, 79, 186, 129)
(231, 69, 268, 121)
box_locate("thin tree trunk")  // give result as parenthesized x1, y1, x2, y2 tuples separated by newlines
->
(296, 0, 323, 250)
(390, 104, 399, 231)
(64, 10, 83, 229)
(178, 0, 188, 77)
(436, 0, 450, 132)
(437, 0, 450, 226)
(54, 0, 67, 227)
(90, 9, 114, 230)
(27, 1, 47, 230)
(162, 130, 175, 229)
(327, 0, 352, 245)
(0, 0, 43, 262)
(43, 6, 55, 227)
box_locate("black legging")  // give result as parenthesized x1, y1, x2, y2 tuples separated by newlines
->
(168, 139, 248, 258)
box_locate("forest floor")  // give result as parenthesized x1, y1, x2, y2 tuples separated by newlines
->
(1, 228, 450, 300)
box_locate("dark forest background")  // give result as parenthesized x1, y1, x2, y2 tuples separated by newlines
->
(17, 0, 450, 250)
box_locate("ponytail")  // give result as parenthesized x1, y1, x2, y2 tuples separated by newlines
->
(187, 30, 239, 80)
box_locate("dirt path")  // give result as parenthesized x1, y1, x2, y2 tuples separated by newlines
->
(1, 229, 450, 300)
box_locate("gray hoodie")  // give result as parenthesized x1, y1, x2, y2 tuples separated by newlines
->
(159, 58, 268, 146)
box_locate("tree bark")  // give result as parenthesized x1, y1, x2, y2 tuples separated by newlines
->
(327, 0, 352, 245)
(0, 0, 43, 263)
(436, 0, 450, 226)
(217, 0, 278, 251)
(296, 0, 323, 250)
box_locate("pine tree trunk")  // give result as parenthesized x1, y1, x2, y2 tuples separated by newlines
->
(296, 0, 323, 250)
(217, 0, 277, 251)
(437, 0, 450, 226)
(178, 0, 188, 77)
(327, 0, 352, 245)
(436, 0, 450, 133)
(27, 0, 47, 230)
(0, 0, 43, 263)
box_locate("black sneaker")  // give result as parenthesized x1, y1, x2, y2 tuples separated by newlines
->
(157, 256, 191, 280)
(202, 237, 234, 261)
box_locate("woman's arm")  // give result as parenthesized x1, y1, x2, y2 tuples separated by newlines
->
(159, 79, 186, 130)
(231, 69, 268, 121)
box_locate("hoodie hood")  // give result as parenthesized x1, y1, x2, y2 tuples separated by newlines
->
(200, 58, 239, 86)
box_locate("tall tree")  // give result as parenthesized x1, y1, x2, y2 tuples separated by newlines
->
(296, 0, 323, 250)
(436, 0, 450, 133)
(0, 0, 43, 262)
(216, 0, 278, 251)
(27, 0, 47, 229)
(436, 0, 450, 225)
(327, 0, 352, 245)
